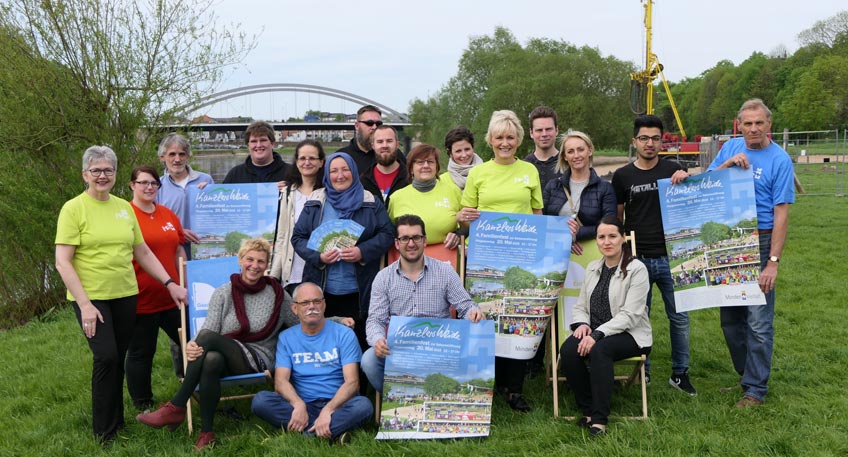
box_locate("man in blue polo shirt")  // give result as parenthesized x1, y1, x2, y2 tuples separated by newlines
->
(708, 98, 794, 408)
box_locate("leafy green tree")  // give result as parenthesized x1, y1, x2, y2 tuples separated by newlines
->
(797, 11, 848, 47)
(225, 232, 251, 255)
(409, 27, 635, 154)
(422, 373, 459, 396)
(700, 222, 732, 246)
(0, 0, 255, 326)
(503, 266, 536, 290)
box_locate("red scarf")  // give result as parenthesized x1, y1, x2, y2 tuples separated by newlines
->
(225, 273, 284, 343)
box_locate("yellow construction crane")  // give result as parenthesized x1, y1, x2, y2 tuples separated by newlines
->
(630, 0, 687, 140)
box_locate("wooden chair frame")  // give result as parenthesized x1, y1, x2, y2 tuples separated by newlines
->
(178, 258, 273, 433)
(548, 231, 648, 420)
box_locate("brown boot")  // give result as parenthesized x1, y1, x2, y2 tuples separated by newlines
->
(136, 401, 186, 431)
(194, 431, 216, 452)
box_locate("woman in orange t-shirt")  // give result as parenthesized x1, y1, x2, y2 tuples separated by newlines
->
(126, 165, 186, 411)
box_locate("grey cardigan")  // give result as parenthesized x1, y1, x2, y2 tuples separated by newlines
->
(571, 257, 653, 348)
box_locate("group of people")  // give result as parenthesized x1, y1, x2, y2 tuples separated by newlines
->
(56, 98, 793, 447)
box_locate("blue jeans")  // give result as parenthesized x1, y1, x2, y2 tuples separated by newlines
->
(251, 391, 372, 438)
(361, 347, 385, 393)
(720, 233, 775, 401)
(640, 256, 691, 374)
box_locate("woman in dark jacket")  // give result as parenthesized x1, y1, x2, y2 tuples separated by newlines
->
(291, 152, 394, 348)
(543, 130, 617, 255)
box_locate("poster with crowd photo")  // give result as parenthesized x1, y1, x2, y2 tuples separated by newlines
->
(185, 256, 239, 338)
(555, 240, 603, 346)
(188, 183, 278, 259)
(465, 212, 571, 360)
(376, 316, 495, 440)
(658, 167, 765, 312)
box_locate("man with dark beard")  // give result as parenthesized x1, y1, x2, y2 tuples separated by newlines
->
(360, 125, 408, 208)
(336, 105, 384, 173)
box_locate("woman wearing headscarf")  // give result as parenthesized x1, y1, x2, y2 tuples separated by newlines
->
(291, 152, 395, 348)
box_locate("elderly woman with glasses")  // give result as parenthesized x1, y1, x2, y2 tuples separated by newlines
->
(55, 146, 187, 444)
(124, 165, 188, 412)
(387, 144, 462, 266)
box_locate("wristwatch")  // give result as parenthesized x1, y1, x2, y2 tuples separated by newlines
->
(768, 256, 780, 263)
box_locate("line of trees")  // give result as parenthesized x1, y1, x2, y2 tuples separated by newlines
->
(410, 11, 848, 158)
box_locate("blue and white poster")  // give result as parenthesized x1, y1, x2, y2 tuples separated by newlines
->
(465, 212, 571, 359)
(188, 183, 278, 259)
(377, 317, 495, 440)
(185, 256, 239, 338)
(658, 167, 765, 311)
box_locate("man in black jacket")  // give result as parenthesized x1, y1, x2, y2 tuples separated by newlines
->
(360, 125, 408, 208)
(224, 121, 290, 186)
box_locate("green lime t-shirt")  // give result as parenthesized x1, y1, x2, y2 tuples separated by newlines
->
(460, 160, 542, 214)
(388, 178, 461, 243)
(55, 192, 144, 300)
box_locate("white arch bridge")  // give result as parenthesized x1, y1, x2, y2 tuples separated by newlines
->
(178, 83, 410, 123)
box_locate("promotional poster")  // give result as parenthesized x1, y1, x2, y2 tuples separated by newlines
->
(376, 316, 495, 440)
(464, 212, 571, 359)
(188, 183, 278, 259)
(658, 167, 765, 311)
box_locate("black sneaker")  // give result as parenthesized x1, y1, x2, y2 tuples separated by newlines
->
(505, 393, 532, 412)
(669, 371, 697, 396)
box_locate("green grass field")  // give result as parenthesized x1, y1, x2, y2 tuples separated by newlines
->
(0, 189, 845, 456)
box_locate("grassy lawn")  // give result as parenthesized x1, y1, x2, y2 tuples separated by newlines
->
(0, 188, 846, 456)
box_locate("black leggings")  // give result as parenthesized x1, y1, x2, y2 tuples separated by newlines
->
(171, 330, 254, 432)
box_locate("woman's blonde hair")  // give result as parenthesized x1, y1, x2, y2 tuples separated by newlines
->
(556, 129, 594, 174)
(237, 238, 272, 260)
(485, 110, 524, 149)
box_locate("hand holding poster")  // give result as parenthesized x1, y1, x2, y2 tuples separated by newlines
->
(306, 219, 365, 253)
(376, 317, 495, 440)
(464, 212, 571, 359)
(658, 167, 765, 311)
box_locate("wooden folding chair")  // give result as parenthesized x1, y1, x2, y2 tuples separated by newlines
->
(179, 257, 273, 433)
(549, 231, 648, 420)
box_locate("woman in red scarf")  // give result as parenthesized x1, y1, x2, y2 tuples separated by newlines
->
(137, 238, 294, 451)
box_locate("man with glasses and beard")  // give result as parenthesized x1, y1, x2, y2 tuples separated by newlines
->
(360, 125, 408, 207)
(360, 215, 484, 393)
(611, 114, 697, 396)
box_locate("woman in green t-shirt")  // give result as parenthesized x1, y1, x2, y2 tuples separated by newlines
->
(458, 110, 543, 413)
(55, 145, 187, 444)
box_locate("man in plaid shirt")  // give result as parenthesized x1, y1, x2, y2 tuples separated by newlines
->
(361, 214, 484, 392)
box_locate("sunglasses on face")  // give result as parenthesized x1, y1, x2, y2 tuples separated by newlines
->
(358, 120, 383, 127)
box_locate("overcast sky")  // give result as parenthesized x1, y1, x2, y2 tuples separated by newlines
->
(197, 0, 841, 120)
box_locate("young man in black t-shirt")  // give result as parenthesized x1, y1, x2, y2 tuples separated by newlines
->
(611, 115, 696, 396)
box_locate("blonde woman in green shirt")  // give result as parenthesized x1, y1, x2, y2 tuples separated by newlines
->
(458, 110, 543, 412)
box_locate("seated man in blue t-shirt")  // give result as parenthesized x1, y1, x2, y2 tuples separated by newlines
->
(251, 282, 372, 441)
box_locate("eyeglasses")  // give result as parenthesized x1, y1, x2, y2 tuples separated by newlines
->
(396, 235, 425, 244)
(413, 159, 436, 166)
(133, 180, 160, 188)
(293, 298, 324, 306)
(297, 156, 321, 162)
(635, 135, 662, 143)
(87, 168, 115, 177)
(358, 120, 383, 127)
